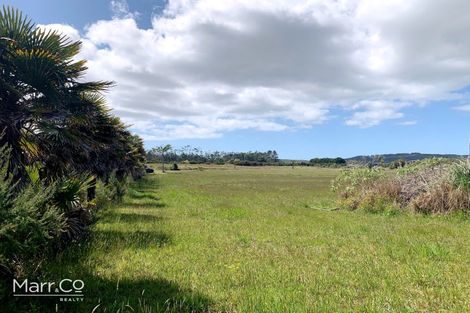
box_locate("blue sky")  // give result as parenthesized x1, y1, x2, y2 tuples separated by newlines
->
(2, 0, 164, 29)
(4, 0, 470, 159)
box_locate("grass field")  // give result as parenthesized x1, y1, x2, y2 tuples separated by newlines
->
(35, 166, 470, 312)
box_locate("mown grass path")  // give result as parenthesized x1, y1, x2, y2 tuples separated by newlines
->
(42, 166, 470, 312)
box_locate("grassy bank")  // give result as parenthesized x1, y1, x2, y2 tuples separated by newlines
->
(21, 166, 470, 312)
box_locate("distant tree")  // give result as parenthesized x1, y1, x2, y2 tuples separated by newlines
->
(152, 144, 172, 172)
(372, 155, 385, 167)
(390, 158, 406, 169)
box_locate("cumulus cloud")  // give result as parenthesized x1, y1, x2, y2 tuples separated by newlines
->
(40, 0, 470, 139)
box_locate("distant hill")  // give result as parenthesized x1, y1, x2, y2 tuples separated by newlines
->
(346, 153, 467, 164)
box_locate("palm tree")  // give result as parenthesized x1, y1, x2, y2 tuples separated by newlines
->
(152, 144, 172, 173)
(0, 7, 112, 185)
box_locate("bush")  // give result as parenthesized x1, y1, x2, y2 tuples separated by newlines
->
(333, 158, 470, 215)
(171, 163, 179, 171)
(0, 148, 100, 297)
(331, 167, 386, 198)
(0, 178, 65, 282)
(92, 172, 132, 208)
(397, 157, 452, 175)
(94, 179, 114, 209)
(51, 175, 95, 245)
(412, 181, 470, 214)
(408, 160, 470, 214)
(397, 161, 451, 203)
(335, 176, 401, 213)
(360, 194, 401, 214)
(0, 173, 102, 280)
(108, 172, 129, 203)
(332, 168, 401, 213)
(452, 159, 470, 191)
(389, 159, 406, 169)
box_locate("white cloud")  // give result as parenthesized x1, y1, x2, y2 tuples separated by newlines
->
(41, 0, 470, 139)
(126, 116, 289, 141)
(110, 0, 138, 19)
(454, 104, 470, 112)
(397, 120, 418, 126)
(38, 23, 80, 40)
(345, 101, 409, 128)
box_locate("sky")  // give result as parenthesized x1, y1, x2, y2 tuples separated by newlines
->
(4, 0, 470, 159)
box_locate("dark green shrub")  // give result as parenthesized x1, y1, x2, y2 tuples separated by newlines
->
(52, 175, 91, 213)
(0, 149, 97, 290)
(51, 175, 95, 244)
(0, 177, 65, 283)
(108, 171, 129, 203)
(93, 173, 131, 207)
(94, 179, 114, 209)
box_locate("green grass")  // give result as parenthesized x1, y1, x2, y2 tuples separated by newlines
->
(22, 166, 470, 312)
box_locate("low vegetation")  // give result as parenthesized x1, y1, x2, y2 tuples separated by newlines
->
(13, 165, 469, 313)
(332, 158, 470, 215)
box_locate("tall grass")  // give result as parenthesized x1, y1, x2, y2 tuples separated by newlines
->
(452, 159, 470, 191)
(333, 158, 470, 215)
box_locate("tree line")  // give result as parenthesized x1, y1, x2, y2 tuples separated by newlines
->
(148, 145, 349, 167)
(309, 157, 347, 167)
(148, 145, 280, 166)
